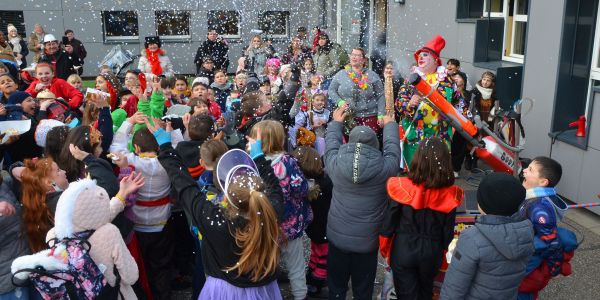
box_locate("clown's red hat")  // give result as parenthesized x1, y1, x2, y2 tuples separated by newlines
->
(414, 35, 446, 66)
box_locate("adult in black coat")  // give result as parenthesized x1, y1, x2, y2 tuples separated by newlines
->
(39, 35, 82, 80)
(194, 29, 229, 73)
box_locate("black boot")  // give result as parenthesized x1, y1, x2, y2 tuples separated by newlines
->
(464, 155, 473, 171)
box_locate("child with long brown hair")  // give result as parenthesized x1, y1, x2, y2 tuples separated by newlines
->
(152, 122, 285, 299)
(380, 137, 464, 300)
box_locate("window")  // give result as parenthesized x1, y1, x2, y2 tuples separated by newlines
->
(102, 11, 139, 42)
(552, 0, 598, 146)
(208, 11, 241, 39)
(0, 11, 26, 37)
(155, 11, 190, 40)
(483, 0, 505, 17)
(456, 0, 485, 19)
(482, 0, 529, 63)
(258, 11, 290, 38)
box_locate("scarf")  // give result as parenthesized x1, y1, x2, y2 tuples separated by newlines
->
(476, 83, 493, 99)
(525, 187, 556, 200)
(145, 48, 164, 76)
(9, 37, 21, 53)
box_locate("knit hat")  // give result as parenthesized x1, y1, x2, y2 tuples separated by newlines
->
(98, 73, 122, 109)
(54, 179, 111, 239)
(348, 126, 379, 150)
(35, 119, 65, 147)
(192, 76, 210, 86)
(144, 36, 162, 48)
(414, 35, 446, 66)
(7, 91, 32, 105)
(477, 172, 526, 216)
(7, 24, 17, 34)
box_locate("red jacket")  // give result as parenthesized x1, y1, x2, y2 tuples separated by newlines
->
(207, 98, 222, 120)
(26, 77, 84, 109)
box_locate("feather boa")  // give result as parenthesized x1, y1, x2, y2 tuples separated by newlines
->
(145, 48, 164, 76)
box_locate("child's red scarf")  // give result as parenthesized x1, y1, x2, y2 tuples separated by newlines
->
(145, 48, 164, 76)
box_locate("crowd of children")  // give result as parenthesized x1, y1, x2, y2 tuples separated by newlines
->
(0, 28, 580, 300)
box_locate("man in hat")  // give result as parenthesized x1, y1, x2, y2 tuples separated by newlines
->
(194, 28, 229, 73)
(39, 34, 82, 80)
(396, 35, 457, 167)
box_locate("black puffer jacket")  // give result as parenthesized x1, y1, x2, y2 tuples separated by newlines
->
(194, 39, 229, 72)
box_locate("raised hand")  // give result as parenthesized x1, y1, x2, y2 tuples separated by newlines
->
(246, 128, 264, 159)
(332, 103, 348, 123)
(69, 144, 90, 161)
(118, 171, 145, 199)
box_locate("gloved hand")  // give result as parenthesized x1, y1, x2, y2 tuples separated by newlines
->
(247, 128, 264, 159)
(153, 128, 171, 146)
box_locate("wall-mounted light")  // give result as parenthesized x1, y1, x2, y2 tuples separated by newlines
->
(394, 0, 405, 3)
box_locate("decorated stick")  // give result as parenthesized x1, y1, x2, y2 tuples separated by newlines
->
(568, 202, 600, 208)
(384, 75, 394, 116)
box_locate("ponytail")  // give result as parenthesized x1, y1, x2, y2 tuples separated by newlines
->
(225, 176, 280, 282)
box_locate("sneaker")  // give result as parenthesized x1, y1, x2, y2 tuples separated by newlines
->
(454, 171, 459, 178)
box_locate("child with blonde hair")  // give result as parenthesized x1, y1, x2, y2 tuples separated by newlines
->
(249, 120, 311, 300)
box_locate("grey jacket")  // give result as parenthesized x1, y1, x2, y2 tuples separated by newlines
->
(328, 68, 385, 118)
(324, 121, 401, 253)
(440, 215, 535, 300)
(0, 182, 29, 294)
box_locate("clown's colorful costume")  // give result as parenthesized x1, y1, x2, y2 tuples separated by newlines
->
(396, 35, 456, 166)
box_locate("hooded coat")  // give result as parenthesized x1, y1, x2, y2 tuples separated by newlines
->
(324, 121, 401, 253)
(440, 215, 534, 300)
(46, 180, 138, 299)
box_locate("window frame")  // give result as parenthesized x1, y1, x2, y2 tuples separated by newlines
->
(154, 10, 191, 41)
(591, 3, 600, 81)
(207, 10, 241, 39)
(101, 11, 140, 43)
(483, 0, 506, 18)
(258, 11, 291, 39)
(503, 0, 528, 62)
(482, 0, 529, 63)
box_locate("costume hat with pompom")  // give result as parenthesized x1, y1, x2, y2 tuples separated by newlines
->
(414, 35, 446, 66)
(54, 179, 112, 239)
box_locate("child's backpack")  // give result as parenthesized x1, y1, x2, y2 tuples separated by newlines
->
(12, 230, 122, 300)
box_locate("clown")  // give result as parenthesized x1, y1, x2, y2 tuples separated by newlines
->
(138, 36, 174, 81)
(396, 35, 456, 166)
